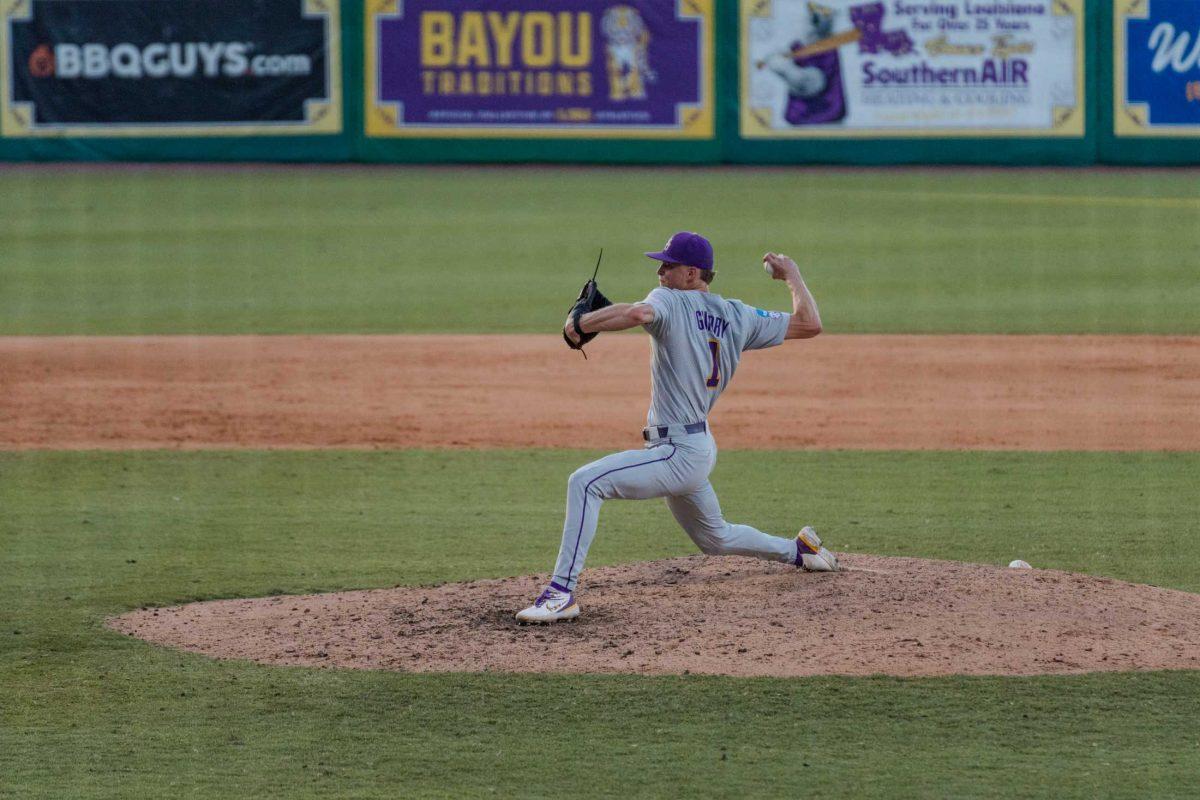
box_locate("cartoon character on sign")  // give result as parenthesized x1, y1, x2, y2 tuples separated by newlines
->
(760, 2, 847, 125)
(603, 5, 657, 101)
(758, 1, 915, 125)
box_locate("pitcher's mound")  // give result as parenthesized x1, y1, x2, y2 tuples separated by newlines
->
(109, 554, 1200, 677)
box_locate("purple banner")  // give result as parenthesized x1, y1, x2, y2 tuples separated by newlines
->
(367, 0, 712, 137)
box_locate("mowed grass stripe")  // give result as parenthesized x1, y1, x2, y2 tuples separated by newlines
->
(1, 167, 1197, 335)
(840, 187, 1200, 210)
(3, 664, 1199, 799)
(3, 449, 1196, 613)
(2, 449, 1198, 798)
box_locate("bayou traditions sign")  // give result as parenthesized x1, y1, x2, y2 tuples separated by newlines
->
(366, 0, 713, 138)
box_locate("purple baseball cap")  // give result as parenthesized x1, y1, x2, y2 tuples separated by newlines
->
(645, 231, 714, 272)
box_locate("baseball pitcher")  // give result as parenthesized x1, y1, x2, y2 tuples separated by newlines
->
(517, 232, 836, 623)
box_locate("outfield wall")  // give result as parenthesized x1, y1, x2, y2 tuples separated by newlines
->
(0, 0, 1195, 164)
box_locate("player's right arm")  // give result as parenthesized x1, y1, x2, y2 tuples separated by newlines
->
(762, 252, 822, 339)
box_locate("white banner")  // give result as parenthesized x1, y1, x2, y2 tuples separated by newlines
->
(740, 0, 1084, 137)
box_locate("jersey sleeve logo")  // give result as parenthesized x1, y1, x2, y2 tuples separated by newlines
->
(754, 308, 783, 319)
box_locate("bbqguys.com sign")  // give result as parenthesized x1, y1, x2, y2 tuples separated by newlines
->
(33, 41, 314, 80)
(2, 0, 341, 136)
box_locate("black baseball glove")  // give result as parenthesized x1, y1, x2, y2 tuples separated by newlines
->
(563, 278, 612, 354)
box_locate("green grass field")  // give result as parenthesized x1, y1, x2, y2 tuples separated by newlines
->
(1, 167, 1198, 334)
(2, 166, 1198, 798)
(3, 450, 1200, 798)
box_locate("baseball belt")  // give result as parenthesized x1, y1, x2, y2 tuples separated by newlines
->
(642, 421, 707, 441)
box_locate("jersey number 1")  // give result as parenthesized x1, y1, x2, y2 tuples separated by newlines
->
(706, 339, 720, 388)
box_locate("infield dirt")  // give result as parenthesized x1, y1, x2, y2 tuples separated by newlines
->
(2, 334, 1198, 450)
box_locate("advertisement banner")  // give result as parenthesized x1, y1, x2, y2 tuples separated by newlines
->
(1, 0, 341, 137)
(366, 0, 713, 138)
(741, 0, 1084, 138)
(1115, 0, 1200, 136)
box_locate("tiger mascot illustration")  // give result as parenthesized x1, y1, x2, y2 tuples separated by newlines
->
(602, 5, 657, 101)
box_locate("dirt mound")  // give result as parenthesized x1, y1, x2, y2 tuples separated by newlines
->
(109, 555, 1200, 677)
(4, 334, 1199, 451)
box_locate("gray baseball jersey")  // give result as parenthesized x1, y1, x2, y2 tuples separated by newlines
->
(549, 287, 800, 593)
(640, 287, 789, 426)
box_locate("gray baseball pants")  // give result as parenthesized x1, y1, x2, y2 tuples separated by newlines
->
(550, 430, 798, 592)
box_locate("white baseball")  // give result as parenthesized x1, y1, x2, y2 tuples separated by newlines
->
(1008, 559, 1032, 569)
(763, 260, 773, 276)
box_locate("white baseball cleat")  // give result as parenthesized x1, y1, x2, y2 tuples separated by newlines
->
(795, 526, 839, 572)
(515, 585, 581, 624)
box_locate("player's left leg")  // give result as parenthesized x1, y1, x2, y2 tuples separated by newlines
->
(550, 442, 697, 591)
(517, 442, 701, 623)
(665, 482, 797, 563)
